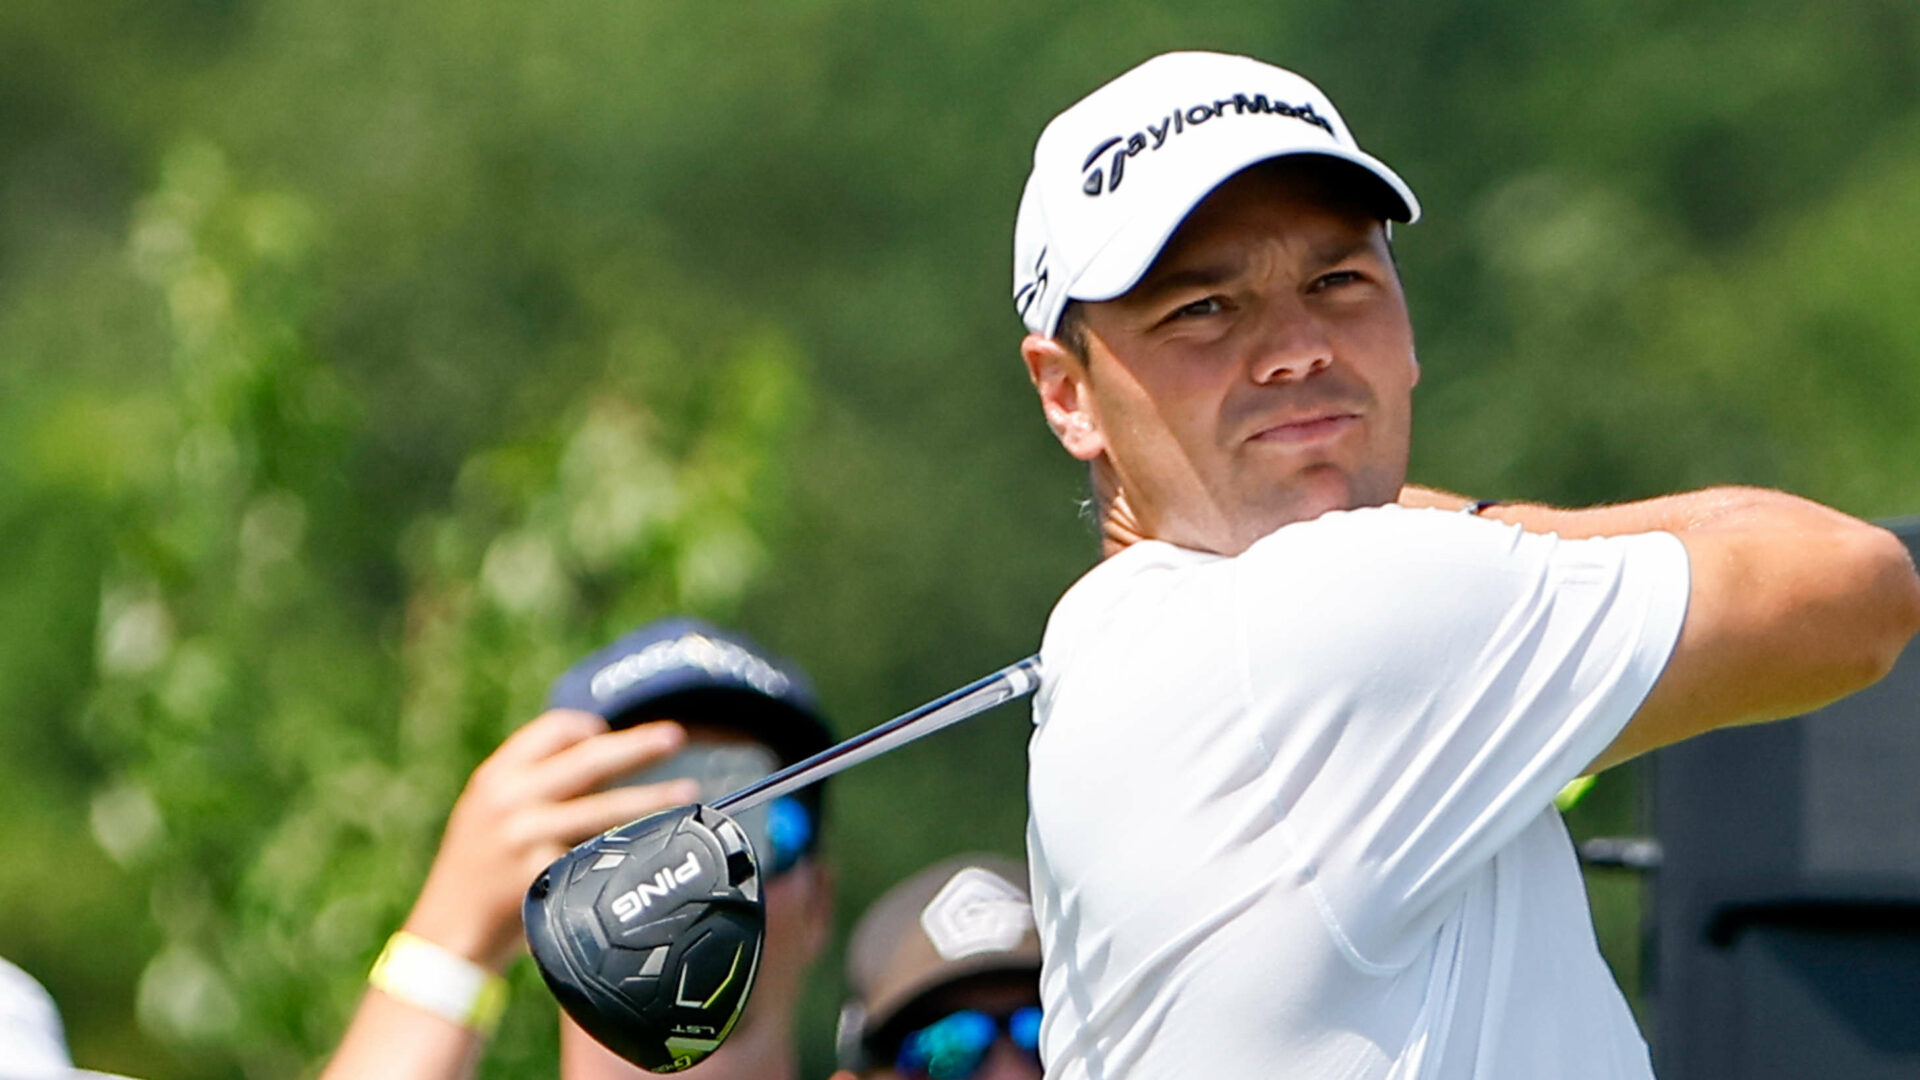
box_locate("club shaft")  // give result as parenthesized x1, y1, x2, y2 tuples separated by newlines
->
(712, 655, 1043, 814)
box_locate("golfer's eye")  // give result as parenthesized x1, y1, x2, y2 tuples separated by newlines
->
(1169, 296, 1225, 320)
(1312, 269, 1365, 292)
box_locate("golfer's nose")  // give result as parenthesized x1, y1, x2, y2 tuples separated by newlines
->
(1249, 297, 1333, 384)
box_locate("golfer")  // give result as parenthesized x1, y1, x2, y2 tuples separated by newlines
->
(1012, 52, 1920, 1078)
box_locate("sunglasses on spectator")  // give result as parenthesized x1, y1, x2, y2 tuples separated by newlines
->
(894, 1006, 1042, 1080)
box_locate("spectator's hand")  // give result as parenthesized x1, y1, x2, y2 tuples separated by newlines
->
(401, 711, 699, 972)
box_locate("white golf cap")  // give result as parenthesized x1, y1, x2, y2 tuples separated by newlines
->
(1012, 51, 1420, 337)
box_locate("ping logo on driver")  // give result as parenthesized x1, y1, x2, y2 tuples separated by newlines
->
(610, 851, 704, 922)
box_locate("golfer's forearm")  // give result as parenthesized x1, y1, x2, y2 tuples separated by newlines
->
(1485, 484, 1920, 769)
(1475, 485, 1808, 538)
(1406, 483, 1840, 536)
(1498, 486, 1920, 669)
(1405, 482, 1920, 725)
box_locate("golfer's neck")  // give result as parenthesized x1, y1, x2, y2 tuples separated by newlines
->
(1093, 473, 1150, 558)
(1100, 514, 1147, 559)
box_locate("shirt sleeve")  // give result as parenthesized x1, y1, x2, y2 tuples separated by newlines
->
(1232, 506, 1689, 969)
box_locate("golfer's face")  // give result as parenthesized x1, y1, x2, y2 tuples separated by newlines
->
(1072, 163, 1418, 554)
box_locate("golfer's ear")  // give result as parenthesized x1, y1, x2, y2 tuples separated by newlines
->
(1023, 333, 1104, 461)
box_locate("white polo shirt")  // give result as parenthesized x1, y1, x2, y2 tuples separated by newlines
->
(1026, 506, 1689, 1079)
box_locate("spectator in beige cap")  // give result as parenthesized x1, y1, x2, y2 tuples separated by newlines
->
(829, 855, 1042, 1080)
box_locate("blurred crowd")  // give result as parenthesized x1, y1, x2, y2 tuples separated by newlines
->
(5, 618, 1040, 1080)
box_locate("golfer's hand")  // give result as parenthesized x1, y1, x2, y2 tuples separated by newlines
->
(401, 711, 701, 972)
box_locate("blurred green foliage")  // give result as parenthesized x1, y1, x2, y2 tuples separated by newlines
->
(2, 0, 1918, 1077)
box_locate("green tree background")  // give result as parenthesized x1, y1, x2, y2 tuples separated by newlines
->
(2, 1, 1917, 1076)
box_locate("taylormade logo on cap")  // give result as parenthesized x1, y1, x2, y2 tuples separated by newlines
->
(1012, 51, 1420, 338)
(1079, 92, 1334, 197)
(589, 633, 793, 702)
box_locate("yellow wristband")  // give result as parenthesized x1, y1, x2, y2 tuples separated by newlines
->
(368, 931, 508, 1037)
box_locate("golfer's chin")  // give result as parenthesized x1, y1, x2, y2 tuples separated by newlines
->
(1129, 459, 1401, 555)
(1211, 464, 1402, 553)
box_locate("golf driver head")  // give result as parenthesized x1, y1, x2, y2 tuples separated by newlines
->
(524, 804, 764, 1073)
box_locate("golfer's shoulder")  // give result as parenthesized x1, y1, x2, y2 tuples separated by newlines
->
(1062, 537, 1228, 606)
(1234, 506, 1611, 641)
(1233, 509, 1577, 678)
(1045, 540, 1220, 644)
(1240, 506, 1685, 640)
(1244, 503, 1538, 580)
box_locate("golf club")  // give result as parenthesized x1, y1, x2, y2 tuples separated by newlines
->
(523, 654, 1042, 1073)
